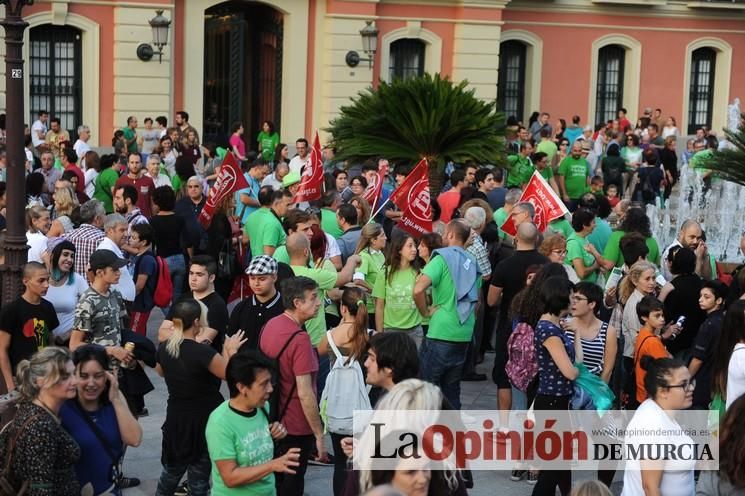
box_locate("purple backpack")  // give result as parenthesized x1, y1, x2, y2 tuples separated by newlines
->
(505, 322, 538, 391)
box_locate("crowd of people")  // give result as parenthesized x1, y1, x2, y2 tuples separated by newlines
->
(0, 106, 742, 496)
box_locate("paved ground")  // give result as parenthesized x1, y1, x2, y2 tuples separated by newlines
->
(123, 309, 623, 495)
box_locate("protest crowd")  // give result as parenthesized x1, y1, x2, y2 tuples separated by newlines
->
(0, 107, 744, 496)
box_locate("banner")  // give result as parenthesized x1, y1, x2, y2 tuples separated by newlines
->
(293, 131, 324, 203)
(363, 161, 390, 211)
(198, 152, 249, 230)
(500, 170, 569, 237)
(389, 159, 432, 238)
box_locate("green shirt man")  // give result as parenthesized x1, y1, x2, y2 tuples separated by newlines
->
(558, 149, 590, 200)
(244, 208, 286, 258)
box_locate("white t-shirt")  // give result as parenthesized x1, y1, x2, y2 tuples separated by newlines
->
(146, 173, 173, 189)
(288, 155, 308, 176)
(45, 275, 89, 338)
(31, 119, 46, 147)
(726, 343, 745, 409)
(84, 168, 99, 198)
(622, 399, 695, 496)
(74, 139, 91, 160)
(97, 238, 136, 302)
(261, 173, 284, 191)
(140, 129, 160, 154)
(26, 231, 48, 262)
(325, 233, 341, 261)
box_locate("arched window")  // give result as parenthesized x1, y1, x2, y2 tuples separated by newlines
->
(688, 47, 717, 134)
(389, 39, 425, 81)
(595, 44, 625, 124)
(497, 40, 526, 122)
(30, 25, 82, 139)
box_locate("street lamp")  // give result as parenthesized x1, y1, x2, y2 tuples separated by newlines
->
(0, 0, 33, 305)
(136, 10, 171, 63)
(345, 21, 379, 69)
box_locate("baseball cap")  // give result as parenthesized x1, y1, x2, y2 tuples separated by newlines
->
(89, 249, 128, 272)
(245, 255, 278, 275)
(283, 171, 301, 188)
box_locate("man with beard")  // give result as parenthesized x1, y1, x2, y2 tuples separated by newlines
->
(660, 219, 713, 281)
(115, 152, 155, 218)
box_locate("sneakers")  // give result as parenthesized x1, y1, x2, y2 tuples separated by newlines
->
(510, 469, 527, 481)
(526, 471, 539, 485)
(308, 453, 335, 466)
(117, 477, 140, 489)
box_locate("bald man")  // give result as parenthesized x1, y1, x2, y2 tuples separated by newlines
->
(487, 222, 548, 415)
(660, 219, 713, 281)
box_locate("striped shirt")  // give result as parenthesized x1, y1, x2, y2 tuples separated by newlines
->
(567, 321, 609, 376)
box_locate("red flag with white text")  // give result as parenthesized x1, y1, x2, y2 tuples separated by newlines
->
(198, 152, 249, 230)
(293, 131, 324, 203)
(390, 159, 432, 238)
(363, 161, 389, 211)
(500, 171, 569, 237)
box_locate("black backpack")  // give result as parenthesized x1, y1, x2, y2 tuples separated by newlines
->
(258, 327, 303, 423)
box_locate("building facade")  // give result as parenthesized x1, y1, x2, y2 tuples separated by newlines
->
(1, 0, 743, 147)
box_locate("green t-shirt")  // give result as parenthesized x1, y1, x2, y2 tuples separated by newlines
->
(546, 217, 574, 239)
(602, 230, 661, 267)
(422, 255, 476, 342)
(506, 155, 534, 188)
(536, 139, 558, 165)
(539, 166, 553, 182)
(245, 208, 286, 259)
(493, 207, 509, 240)
(171, 174, 182, 192)
(122, 127, 137, 153)
(558, 156, 589, 199)
(291, 264, 337, 346)
(206, 401, 275, 496)
(272, 245, 290, 265)
(257, 131, 279, 162)
(93, 168, 119, 213)
(565, 232, 597, 283)
(586, 218, 612, 254)
(372, 267, 421, 330)
(357, 250, 385, 314)
(321, 209, 343, 238)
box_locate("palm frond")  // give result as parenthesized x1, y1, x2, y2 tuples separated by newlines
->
(707, 113, 745, 186)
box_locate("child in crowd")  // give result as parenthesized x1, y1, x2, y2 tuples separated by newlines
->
(633, 295, 673, 406)
(605, 184, 620, 208)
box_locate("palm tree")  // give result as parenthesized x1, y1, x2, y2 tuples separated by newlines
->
(707, 113, 745, 185)
(325, 73, 506, 194)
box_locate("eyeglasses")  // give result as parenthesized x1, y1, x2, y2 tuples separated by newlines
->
(551, 249, 567, 255)
(570, 295, 588, 303)
(664, 379, 696, 391)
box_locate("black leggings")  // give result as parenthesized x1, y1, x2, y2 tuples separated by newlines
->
(330, 432, 350, 496)
(531, 394, 571, 496)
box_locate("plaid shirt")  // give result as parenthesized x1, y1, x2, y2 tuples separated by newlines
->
(467, 231, 492, 278)
(66, 224, 105, 275)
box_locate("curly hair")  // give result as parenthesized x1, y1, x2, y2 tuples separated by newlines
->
(512, 262, 568, 327)
(619, 207, 652, 238)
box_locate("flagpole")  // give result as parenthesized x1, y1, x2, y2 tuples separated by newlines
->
(367, 197, 391, 224)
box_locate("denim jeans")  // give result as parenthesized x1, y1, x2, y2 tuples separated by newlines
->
(419, 337, 469, 409)
(155, 451, 211, 496)
(164, 254, 186, 311)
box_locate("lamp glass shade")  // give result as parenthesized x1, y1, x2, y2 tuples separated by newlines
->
(359, 21, 378, 55)
(149, 10, 171, 48)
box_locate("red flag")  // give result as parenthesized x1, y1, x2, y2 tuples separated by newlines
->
(198, 152, 249, 229)
(293, 131, 324, 203)
(390, 159, 432, 238)
(500, 171, 569, 237)
(363, 161, 389, 211)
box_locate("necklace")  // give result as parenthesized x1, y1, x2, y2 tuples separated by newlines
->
(33, 397, 61, 424)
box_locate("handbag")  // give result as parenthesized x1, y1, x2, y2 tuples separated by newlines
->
(217, 239, 236, 279)
(0, 414, 42, 496)
(70, 402, 123, 487)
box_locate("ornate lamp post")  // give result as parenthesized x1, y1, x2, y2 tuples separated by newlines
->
(0, 0, 33, 305)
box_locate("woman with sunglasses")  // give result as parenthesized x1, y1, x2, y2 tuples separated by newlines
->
(621, 356, 695, 496)
(60, 344, 142, 494)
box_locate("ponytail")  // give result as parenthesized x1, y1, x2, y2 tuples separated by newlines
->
(340, 287, 369, 362)
(167, 298, 202, 358)
(166, 318, 185, 359)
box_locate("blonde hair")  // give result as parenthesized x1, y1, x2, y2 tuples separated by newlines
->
(619, 260, 657, 304)
(53, 185, 78, 216)
(166, 298, 207, 358)
(355, 223, 384, 255)
(569, 481, 612, 496)
(539, 233, 567, 258)
(357, 379, 458, 492)
(15, 347, 72, 401)
(25, 204, 49, 232)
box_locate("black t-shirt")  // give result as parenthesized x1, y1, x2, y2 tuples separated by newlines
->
(0, 297, 59, 371)
(150, 214, 188, 258)
(663, 273, 706, 354)
(168, 291, 228, 353)
(490, 250, 549, 315)
(156, 339, 222, 408)
(691, 309, 724, 408)
(228, 292, 285, 350)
